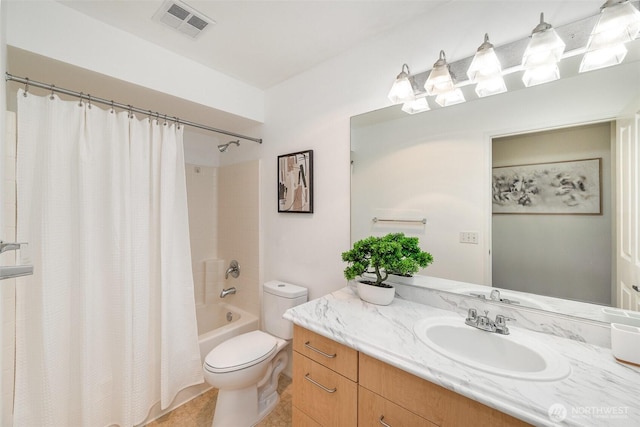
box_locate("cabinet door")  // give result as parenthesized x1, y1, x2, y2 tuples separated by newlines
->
(293, 351, 357, 426)
(293, 325, 358, 381)
(359, 353, 531, 427)
(359, 386, 437, 427)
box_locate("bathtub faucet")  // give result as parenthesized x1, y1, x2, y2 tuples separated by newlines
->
(220, 287, 237, 298)
(225, 260, 240, 279)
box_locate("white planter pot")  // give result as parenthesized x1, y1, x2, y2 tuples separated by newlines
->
(357, 281, 395, 306)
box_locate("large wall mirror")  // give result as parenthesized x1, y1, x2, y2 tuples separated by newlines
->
(350, 39, 640, 324)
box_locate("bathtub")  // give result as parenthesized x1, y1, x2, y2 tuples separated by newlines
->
(196, 302, 260, 364)
(140, 303, 259, 425)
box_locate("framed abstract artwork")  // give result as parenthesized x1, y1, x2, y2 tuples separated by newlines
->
(492, 158, 602, 215)
(278, 150, 313, 213)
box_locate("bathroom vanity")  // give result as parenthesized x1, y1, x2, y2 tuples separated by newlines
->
(292, 325, 528, 426)
(284, 287, 640, 426)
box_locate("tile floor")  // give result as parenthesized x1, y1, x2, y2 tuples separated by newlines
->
(146, 375, 292, 427)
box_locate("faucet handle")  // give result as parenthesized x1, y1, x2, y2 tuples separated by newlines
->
(466, 308, 477, 321)
(494, 314, 515, 334)
(495, 314, 515, 325)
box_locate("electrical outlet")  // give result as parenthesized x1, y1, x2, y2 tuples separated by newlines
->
(460, 232, 479, 244)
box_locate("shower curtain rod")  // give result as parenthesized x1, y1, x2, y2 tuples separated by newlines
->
(5, 73, 263, 144)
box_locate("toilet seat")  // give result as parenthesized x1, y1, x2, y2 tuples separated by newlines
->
(204, 330, 277, 374)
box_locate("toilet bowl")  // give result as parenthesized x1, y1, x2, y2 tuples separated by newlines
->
(203, 280, 307, 427)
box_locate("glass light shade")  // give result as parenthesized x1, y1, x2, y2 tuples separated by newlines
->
(586, 1, 640, 49)
(467, 34, 503, 82)
(475, 77, 507, 97)
(435, 88, 466, 107)
(388, 64, 415, 104)
(468, 34, 506, 98)
(388, 78, 414, 104)
(522, 64, 560, 87)
(424, 66, 455, 95)
(580, 43, 628, 72)
(579, 1, 640, 72)
(424, 51, 456, 95)
(522, 29, 566, 70)
(402, 97, 430, 114)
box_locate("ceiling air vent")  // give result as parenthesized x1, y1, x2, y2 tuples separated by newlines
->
(152, 0, 215, 39)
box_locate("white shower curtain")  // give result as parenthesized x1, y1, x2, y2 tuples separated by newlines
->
(13, 89, 204, 426)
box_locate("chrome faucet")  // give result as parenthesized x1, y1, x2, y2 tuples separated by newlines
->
(225, 260, 240, 279)
(220, 287, 237, 298)
(470, 289, 520, 305)
(465, 309, 514, 335)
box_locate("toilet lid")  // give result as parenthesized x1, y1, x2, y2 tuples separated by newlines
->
(204, 330, 277, 374)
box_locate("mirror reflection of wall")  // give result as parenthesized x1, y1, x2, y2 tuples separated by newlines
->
(492, 123, 613, 306)
(351, 53, 640, 321)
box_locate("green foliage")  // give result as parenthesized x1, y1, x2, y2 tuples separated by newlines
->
(341, 233, 434, 287)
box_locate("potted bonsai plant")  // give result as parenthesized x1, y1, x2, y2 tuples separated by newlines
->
(342, 232, 433, 305)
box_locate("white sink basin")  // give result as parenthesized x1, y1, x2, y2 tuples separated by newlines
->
(413, 317, 571, 381)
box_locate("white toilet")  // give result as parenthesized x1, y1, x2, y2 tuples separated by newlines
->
(203, 280, 308, 427)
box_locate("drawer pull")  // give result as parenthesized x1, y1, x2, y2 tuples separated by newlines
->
(304, 373, 337, 393)
(304, 341, 337, 359)
(379, 416, 392, 427)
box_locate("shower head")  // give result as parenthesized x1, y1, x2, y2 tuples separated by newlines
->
(218, 140, 240, 153)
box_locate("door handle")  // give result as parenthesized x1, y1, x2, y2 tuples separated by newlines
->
(633, 285, 639, 293)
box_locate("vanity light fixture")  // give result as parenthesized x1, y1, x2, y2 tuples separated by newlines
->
(521, 13, 566, 87)
(425, 50, 466, 107)
(579, 0, 640, 72)
(388, 63, 415, 104)
(467, 33, 507, 97)
(401, 96, 430, 114)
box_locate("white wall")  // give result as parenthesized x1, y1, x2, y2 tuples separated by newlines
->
(185, 164, 218, 306)
(0, 0, 8, 422)
(218, 160, 261, 317)
(5, 0, 264, 123)
(1, 112, 16, 427)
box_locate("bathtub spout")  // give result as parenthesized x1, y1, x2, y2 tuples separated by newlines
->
(220, 287, 237, 298)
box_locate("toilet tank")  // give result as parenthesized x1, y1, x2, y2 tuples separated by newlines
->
(263, 280, 308, 339)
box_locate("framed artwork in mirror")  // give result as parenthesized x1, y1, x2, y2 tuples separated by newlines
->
(492, 158, 602, 215)
(278, 149, 313, 213)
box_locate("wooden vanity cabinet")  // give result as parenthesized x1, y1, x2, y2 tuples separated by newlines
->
(292, 326, 532, 427)
(359, 353, 531, 427)
(292, 325, 358, 426)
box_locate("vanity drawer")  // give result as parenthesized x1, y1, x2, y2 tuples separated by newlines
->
(293, 325, 358, 381)
(359, 386, 437, 427)
(359, 353, 531, 427)
(293, 351, 357, 426)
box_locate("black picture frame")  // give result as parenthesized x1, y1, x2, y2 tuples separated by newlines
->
(278, 150, 313, 213)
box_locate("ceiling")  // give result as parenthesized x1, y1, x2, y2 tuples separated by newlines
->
(57, 0, 449, 90)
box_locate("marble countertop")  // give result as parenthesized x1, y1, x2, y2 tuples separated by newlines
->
(283, 287, 640, 427)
